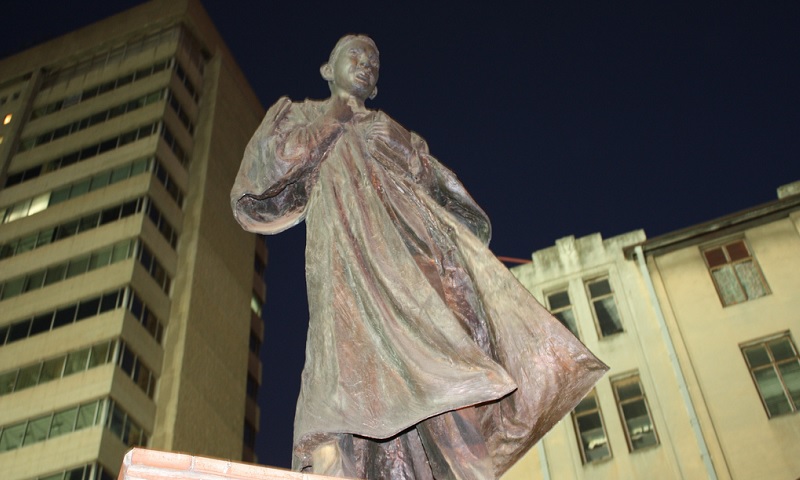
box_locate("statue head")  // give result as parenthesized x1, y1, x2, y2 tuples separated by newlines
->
(321, 35, 379, 101)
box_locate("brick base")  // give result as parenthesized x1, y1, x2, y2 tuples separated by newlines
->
(118, 448, 348, 480)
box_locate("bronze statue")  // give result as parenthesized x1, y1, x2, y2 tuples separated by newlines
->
(231, 35, 607, 479)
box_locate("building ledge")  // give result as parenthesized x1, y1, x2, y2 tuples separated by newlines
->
(119, 448, 347, 480)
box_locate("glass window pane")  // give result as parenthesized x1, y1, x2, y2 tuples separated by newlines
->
(555, 309, 579, 337)
(734, 261, 768, 299)
(574, 394, 597, 414)
(15, 235, 36, 254)
(76, 297, 100, 320)
(55, 220, 80, 240)
(90, 172, 110, 190)
(24, 270, 46, 292)
(44, 264, 68, 286)
(616, 382, 643, 401)
(594, 298, 623, 336)
(131, 158, 149, 176)
(50, 407, 79, 438)
(588, 279, 612, 298)
(79, 213, 101, 232)
(53, 305, 77, 328)
(712, 266, 746, 305)
(16, 364, 42, 390)
(70, 180, 91, 198)
(704, 247, 727, 267)
(108, 404, 126, 439)
(110, 165, 130, 183)
(0, 370, 18, 394)
(754, 367, 792, 417)
(48, 187, 70, 206)
(75, 401, 99, 429)
(88, 341, 112, 367)
(7, 320, 31, 342)
(30, 313, 54, 335)
(777, 360, 800, 407)
(28, 192, 51, 216)
(100, 205, 123, 225)
(577, 413, 610, 462)
(112, 241, 133, 263)
(0, 422, 26, 452)
(66, 256, 90, 278)
(547, 291, 571, 310)
(89, 249, 113, 270)
(64, 348, 91, 375)
(40, 357, 66, 382)
(769, 339, 796, 362)
(725, 241, 749, 261)
(622, 400, 657, 449)
(23, 414, 52, 445)
(99, 291, 119, 313)
(2, 277, 26, 299)
(36, 228, 56, 247)
(744, 345, 771, 368)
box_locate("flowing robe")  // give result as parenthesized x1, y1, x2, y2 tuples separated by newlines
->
(231, 97, 608, 476)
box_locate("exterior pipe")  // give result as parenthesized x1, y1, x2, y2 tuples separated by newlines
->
(633, 245, 718, 480)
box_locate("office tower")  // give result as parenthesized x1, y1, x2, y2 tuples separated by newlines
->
(0, 1, 266, 478)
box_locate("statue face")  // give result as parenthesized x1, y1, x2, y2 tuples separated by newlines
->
(329, 38, 379, 101)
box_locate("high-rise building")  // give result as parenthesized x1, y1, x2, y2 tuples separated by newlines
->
(504, 181, 800, 479)
(0, 1, 266, 478)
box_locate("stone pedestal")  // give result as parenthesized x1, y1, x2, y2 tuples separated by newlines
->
(118, 448, 346, 480)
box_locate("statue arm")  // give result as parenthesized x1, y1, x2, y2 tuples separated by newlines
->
(230, 97, 344, 234)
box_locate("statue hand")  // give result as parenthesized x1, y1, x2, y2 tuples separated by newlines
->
(366, 118, 413, 157)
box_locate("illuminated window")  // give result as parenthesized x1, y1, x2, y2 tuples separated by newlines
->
(572, 390, 611, 463)
(586, 277, 624, 337)
(612, 374, 659, 451)
(3, 113, 11, 125)
(742, 333, 800, 418)
(250, 293, 263, 317)
(546, 288, 579, 337)
(703, 239, 769, 306)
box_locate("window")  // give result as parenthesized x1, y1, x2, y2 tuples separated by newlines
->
(546, 288, 579, 337)
(703, 239, 769, 306)
(250, 292, 263, 317)
(612, 375, 658, 451)
(586, 277, 624, 337)
(741, 333, 800, 417)
(3, 113, 11, 125)
(572, 390, 611, 463)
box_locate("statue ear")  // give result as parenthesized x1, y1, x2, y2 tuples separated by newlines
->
(320, 63, 333, 81)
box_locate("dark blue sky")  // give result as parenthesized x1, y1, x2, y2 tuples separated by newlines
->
(4, 0, 798, 470)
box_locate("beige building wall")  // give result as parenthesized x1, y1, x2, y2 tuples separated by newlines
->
(642, 185, 800, 479)
(505, 231, 711, 480)
(0, 1, 265, 478)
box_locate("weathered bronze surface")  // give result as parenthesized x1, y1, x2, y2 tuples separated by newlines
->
(231, 35, 607, 479)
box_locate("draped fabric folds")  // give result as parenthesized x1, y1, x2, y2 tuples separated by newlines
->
(231, 97, 608, 477)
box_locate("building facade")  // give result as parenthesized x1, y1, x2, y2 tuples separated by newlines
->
(0, 1, 266, 478)
(503, 182, 800, 479)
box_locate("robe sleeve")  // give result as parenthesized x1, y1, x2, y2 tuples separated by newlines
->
(230, 97, 342, 234)
(411, 133, 493, 245)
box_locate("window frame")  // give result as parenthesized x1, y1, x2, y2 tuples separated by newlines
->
(545, 286, 580, 338)
(571, 389, 612, 464)
(585, 276, 624, 338)
(611, 373, 660, 452)
(701, 238, 770, 307)
(741, 332, 800, 418)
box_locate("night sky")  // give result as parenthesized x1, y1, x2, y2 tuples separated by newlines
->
(3, 0, 798, 470)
